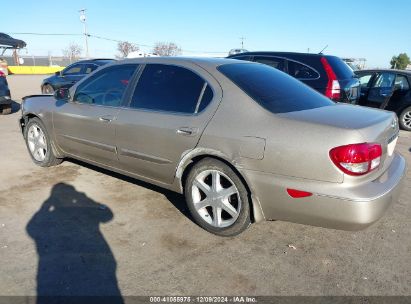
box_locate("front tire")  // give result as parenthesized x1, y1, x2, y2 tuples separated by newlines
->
(399, 106, 411, 131)
(24, 117, 62, 167)
(184, 158, 251, 236)
(42, 84, 54, 94)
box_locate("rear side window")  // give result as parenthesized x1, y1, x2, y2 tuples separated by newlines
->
(324, 56, 355, 79)
(218, 63, 334, 114)
(394, 75, 410, 91)
(287, 61, 319, 79)
(254, 56, 285, 71)
(84, 64, 99, 74)
(130, 64, 213, 114)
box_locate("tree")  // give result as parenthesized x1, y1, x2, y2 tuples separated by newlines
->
(116, 41, 139, 58)
(62, 42, 83, 63)
(152, 42, 182, 56)
(390, 53, 410, 70)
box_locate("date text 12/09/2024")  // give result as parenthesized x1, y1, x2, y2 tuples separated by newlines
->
(150, 297, 257, 303)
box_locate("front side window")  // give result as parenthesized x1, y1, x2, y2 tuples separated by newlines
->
(218, 63, 334, 114)
(287, 61, 319, 79)
(130, 64, 213, 114)
(253, 56, 285, 71)
(63, 64, 83, 75)
(373, 72, 395, 88)
(73, 64, 137, 107)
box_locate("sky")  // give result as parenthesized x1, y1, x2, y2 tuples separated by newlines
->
(2, 0, 411, 68)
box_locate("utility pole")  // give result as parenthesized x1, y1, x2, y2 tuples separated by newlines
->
(79, 9, 89, 58)
(239, 36, 245, 49)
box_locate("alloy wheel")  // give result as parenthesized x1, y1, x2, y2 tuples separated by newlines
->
(27, 124, 48, 162)
(191, 169, 242, 228)
(403, 111, 411, 129)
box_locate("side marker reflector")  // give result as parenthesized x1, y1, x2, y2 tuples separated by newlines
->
(287, 189, 313, 198)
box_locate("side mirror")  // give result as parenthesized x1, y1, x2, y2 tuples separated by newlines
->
(55, 71, 62, 76)
(54, 88, 70, 100)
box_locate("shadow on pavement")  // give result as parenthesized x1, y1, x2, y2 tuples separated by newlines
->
(26, 183, 124, 304)
(67, 158, 192, 221)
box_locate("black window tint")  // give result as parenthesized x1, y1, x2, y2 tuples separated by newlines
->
(63, 64, 83, 75)
(324, 56, 355, 79)
(254, 56, 285, 71)
(287, 61, 319, 79)
(74, 64, 137, 107)
(130, 64, 207, 113)
(218, 63, 334, 114)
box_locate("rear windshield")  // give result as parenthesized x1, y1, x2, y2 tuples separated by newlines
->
(218, 63, 334, 114)
(325, 56, 355, 79)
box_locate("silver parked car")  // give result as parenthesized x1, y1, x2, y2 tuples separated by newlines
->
(19, 57, 406, 236)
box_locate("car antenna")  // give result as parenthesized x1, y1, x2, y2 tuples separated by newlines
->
(318, 45, 328, 54)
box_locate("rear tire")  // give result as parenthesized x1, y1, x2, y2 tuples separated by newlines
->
(399, 106, 411, 131)
(184, 158, 251, 236)
(24, 117, 62, 167)
(0, 104, 11, 115)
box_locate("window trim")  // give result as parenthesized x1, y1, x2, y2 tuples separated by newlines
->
(125, 63, 215, 116)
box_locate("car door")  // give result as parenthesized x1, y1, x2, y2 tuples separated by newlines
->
(385, 74, 411, 111)
(114, 63, 221, 184)
(53, 64, 139, 166)
(365, 72, 395, 108)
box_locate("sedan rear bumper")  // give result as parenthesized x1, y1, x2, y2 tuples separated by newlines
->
(244, 153, 406, 230)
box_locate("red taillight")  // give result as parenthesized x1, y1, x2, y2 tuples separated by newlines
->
(321, 57, 340, 101)
(287, 189, 313, 198)
(329, 143, 382, 176)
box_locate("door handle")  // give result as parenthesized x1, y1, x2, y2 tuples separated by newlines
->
(176, 127, 198, 136)
(99, 116, 114, 123)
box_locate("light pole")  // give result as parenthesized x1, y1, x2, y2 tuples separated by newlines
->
(79, 8, 89, 58)
(239, 36, 245, 49)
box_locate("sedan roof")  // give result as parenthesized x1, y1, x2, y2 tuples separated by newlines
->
(119, 56, 253, 69)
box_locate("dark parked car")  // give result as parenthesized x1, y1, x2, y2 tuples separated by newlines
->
(0, 70, 11, 114)
(41, 59, 114, 94)
(0, 33, 26, 49)
(20, 58, 405, 236)
(356, 69, 411, 131)
(228, 51, 360, 104)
